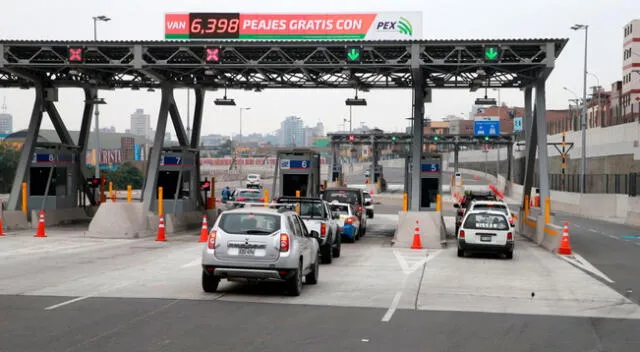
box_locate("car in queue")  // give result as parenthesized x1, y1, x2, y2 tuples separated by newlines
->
(201, 207, 321, 296)
(454, 190, 498, 234)
(467, 200, 516, 228)
(245, 174, 263, 189)
(363, 192, 374, 219)
(274, 197, 341, 263)
(457, 210, 514, 259)
(329, 202, 361, 242)
(230, 188, 264, 207)
(322, 187, 367, 237)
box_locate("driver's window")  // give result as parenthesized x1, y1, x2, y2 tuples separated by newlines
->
(295, 215, 309, 237)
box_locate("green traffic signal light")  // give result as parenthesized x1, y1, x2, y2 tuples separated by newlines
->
(484, 136, 489, 141)
(391, 136, 397, 141)
(433, 136, 439, 141)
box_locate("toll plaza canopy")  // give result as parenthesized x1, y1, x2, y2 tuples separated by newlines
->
(0, 39, 567, 89)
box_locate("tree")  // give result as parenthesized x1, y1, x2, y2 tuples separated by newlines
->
(0, 144, 20, 193)
(109, 163, 144, 189)
(216, 139, 234, 157)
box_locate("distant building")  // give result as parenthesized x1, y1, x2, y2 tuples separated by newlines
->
(0, 98, 13, 136)
(201, 134, 230, 147)
(623, 19, 640, 119)
(99, 126, 116, 133)
(280, 116, 305, 146)
(130, 108, 151, 140)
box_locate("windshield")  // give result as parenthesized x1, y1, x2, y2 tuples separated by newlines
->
(472, 204, 508, 215)
(247, 175, 259, 180)
(463, 213, 509, 230)
(324, 190, 360, 204)
(218, 213, 280, 234)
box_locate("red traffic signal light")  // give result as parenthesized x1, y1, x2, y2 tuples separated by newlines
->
(68, 47, 84, 62)
(348, 135, 356, 142)
(205, 47, 221, 63)
(200, 181, 211, 191)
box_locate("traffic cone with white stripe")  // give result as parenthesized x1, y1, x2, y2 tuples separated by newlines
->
(156, 216, 167, 242)
(411, 220, 423, 249)
(34, 210, 47, 238)
(198, 215, 209, 243)
(557, 221, 572, 255)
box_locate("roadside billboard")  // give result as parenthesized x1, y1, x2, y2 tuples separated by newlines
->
(165, 12, 422, 40)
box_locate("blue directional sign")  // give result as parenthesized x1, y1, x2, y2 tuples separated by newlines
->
(421, 163, 441, 173)
(280, 159, 310, 170)
(34, 153, 55, 163)
(161, 156, 182, 165)
(513, 117, 523, 132)
(474, 120, 500, 136)
(134, 145, 141, 161)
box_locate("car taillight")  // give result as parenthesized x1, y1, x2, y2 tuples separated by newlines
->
(345, 217, 353, 225)
(459, 230, 465, 238)
(236, 197, 246, 201)
(258, 198, 264, 202)
(507, 232, 513, 240)
(320, 223, 326, 237)
(358, 206, 363, 212)
(207, 230, 217, 249)
(280, 233, 290, 252)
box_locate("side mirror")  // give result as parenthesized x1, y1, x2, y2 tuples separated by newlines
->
(511, 223, 516, 228)
(309, 230, 320, 239)
(453, 203, 459, 208)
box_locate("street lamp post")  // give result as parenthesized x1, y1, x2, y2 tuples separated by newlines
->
(92, 15, 110, 179)
(571, 23, 589, 194)
(587, 72, 601, 127)
(238, 107, 251, 143)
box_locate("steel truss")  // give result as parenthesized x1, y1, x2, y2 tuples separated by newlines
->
(0, 39, 566, 89)
(329, 133, 516, 145)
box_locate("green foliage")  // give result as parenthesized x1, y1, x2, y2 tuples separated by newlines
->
(88, 163, 144, 190)
(216, 139, 234, 157)
(0, 144, 20, 193)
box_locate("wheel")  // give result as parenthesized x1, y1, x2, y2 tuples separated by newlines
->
(202, 271, 220, 293)
(321, 243, 333, 264)
(370, 212, 374, 219)
(505, 250, 513, 260)
(286, 261, 303, 296)
(305, 253, 319, 285)
(457, 248, 464, 257)
(332, 235, 341, 258)
(454, 225, 459, 236)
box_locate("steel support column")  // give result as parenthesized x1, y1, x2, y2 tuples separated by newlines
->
(370, 135, 376, 186)
(168, 94, 189, 147)
(189, 88, 204, 149)
(44, 101, 74, 145)
(8, 87, 45, 211)
(409, 66, 425, 211)
(141, 86, 172, 212)
(521, 86, 537, 210)
(78, 88, 98, 205)
(453, 144, 459, 173)
(535, 79, 550, 210)
(506, 142, 513, 183)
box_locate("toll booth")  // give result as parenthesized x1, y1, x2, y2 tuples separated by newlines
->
(27, 143, 81, 213)
(152, 147, 198, 214)
(331, 164, 342, 183)
(273, 149, 321, 198)
(419, 155, 443, 211)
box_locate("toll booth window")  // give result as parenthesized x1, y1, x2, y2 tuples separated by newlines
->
(180, 171, 191, 199)
(30, 167, 56, 196)
(282, 174, 308, 197)
(420, 178, 439, 208)
(157, 171, 179, 199)
(55, 167, 67, 196)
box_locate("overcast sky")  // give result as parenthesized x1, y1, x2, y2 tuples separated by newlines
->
(0, 0, 638, 138)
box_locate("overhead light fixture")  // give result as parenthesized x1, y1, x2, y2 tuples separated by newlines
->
(214, 87, 236, 106)
(474, 97, 497, 105)
(84, 98, 106, 105)
(147, 88, 155, 92)
(345, 89, 367, 106)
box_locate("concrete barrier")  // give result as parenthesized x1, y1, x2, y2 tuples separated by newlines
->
(393, 211, 446, 249)
(88, 202, 148, 238)
(30, 208, 93, 229)
(1, 210, 29, 231)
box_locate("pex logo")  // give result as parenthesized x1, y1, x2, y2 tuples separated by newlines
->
(375, 17, 413, 36)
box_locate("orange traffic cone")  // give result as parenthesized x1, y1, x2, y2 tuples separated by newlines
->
(198, 215, 209, 243)
(34, 210, 47, 238)
(156, 216, 167, 242)
(557, 221, 572, 255)
(0, 216, 5, 236)
(411, 220, 423, 249)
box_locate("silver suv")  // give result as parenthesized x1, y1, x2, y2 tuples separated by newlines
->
(201, 207, 321, 296)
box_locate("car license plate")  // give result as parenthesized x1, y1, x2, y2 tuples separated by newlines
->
(239, 248, 255, 255)
(480, 235, 492, 242)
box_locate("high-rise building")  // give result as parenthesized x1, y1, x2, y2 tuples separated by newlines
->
(280, 116, 305, 146)
(130, 108, 151, 140)
(622, 19, 640, 117)
(0, 97, 13, 135)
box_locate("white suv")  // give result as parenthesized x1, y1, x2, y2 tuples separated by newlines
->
(457, 210, 514, 259)
(246, 174, 262, 189)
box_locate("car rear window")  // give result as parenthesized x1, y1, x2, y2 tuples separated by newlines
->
(324, 190, 360, 204)
(463, 213, 509, 230)
(218, 213, 280, 234)
(277, 200, 326, 219)
(330, 204, 350, 215)
(472, 204, 508, 214)
(238, 190, 261, 198)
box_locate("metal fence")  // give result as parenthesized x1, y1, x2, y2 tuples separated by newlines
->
(533, 173, 640, 195)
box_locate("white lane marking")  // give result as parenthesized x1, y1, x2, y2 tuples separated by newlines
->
(392, 249, 442, 275)
(558, 252, 615, 284)
(381, 292, 402, 322)
(588, 228, 599, 233)
(44, 283, 130, 310)
(608, 235, 619, 240)
(180, 258, 201, 269)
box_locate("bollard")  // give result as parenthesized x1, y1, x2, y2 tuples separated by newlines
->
(111, 186, 117, 203)
(295, 190, 301, 215)
(524, 195, 530, 218)
(127, 185, 132, 203)
(544, 196, 551, 224)
(21, 182, 28, 216)
(264, 189, 270, 207)
(436, 194, 441, 212)
(210, 176, 216, 209)
(403, 193, 408, 212)
(100, 174, 106, 204)
(158, 186, 164, 217)
(323, 179, 328, 190)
